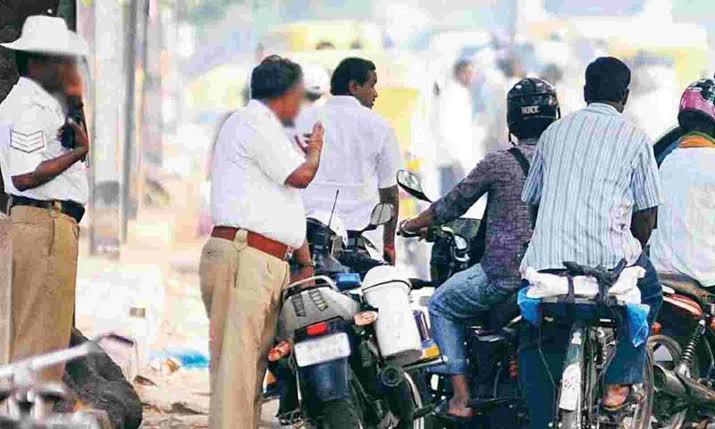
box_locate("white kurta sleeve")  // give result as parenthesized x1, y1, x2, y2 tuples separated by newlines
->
(376, 128, 401, 189)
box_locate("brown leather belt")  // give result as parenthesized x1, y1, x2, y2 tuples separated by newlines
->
(211, 226, 293, 261)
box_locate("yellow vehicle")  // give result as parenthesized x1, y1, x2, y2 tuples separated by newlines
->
(262, 20, 384, 52)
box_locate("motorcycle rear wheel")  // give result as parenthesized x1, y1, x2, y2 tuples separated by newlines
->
(647, 334, 699, 429)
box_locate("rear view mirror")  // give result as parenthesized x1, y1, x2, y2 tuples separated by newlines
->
(363, 203, 394, 231)
(396, 170, 431, 202)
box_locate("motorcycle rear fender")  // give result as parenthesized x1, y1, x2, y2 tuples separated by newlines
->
(663, 293, 704, 320)
(297, 357, 352, 404)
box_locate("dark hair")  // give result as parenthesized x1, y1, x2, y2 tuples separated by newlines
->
(330, 57, 376, 96)
(679, 110, 715, 135)
(511, 119, 553, 140)
(250, 55, 303, 100)
(584, 57, 631, 104)
(453, 59, 472, 78)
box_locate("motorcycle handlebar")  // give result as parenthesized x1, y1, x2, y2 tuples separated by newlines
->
(398, 223, 456, 243)
(409, 278, 434, 290)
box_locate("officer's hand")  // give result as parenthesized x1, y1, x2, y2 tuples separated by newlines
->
(306, 121, 324, 154)
(62, 119, 89, 155)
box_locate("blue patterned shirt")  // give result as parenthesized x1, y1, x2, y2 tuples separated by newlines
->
(521, 103, 662, 271)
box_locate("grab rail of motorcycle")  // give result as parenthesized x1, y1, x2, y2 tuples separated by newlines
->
(287, 275, 339, 292)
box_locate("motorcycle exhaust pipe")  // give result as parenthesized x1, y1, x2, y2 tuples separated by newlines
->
(653, 364, 715, 408)
(379, 365, 416, 422)
(379, 365, 405, 389)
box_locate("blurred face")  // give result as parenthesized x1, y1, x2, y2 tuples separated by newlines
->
(349, 70, 378, 109)
(274, 79, 306, 126)
(457, 64, 475, 87)
(31, 55, 76, 94)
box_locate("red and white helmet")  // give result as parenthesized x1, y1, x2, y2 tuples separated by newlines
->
(678, 78, 715, 128)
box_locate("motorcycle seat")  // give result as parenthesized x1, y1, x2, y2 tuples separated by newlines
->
(659, 273, 711, 307)
(469, 292, 520, 332)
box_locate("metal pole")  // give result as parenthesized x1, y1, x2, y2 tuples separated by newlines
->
(121, 0, 139, 243)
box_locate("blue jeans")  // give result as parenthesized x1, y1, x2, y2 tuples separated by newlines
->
(519, 254, 662, 428)
(429, 264, 515, 375)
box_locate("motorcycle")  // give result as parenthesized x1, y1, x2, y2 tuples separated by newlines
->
(397, 170, 527, 428)
(647, 273, 715, 428)
(268, 202, 436, 428)
(397, 170, 654, 429)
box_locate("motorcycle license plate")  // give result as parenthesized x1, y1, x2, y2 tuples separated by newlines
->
(294, 333, 351, 368)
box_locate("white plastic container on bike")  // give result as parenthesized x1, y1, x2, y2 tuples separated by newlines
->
(361, 266, 422, 365)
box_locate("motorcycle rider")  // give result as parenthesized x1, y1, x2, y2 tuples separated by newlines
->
(650, 78, 715, 288)
(519, 57, 663, 426)
(399, 78, 561, 422)
(295, 57, 402, 264)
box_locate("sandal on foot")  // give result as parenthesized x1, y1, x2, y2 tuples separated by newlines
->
(433, 399, 474, 424)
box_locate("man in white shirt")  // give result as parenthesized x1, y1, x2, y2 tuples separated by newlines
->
(0, 15, 89, 383)
(199, 56, 323, 428)
(296, 57, 401, 263)
(651, 78, 715, 287)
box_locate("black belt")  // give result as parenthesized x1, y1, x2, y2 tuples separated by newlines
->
(10, 196, 85, 224)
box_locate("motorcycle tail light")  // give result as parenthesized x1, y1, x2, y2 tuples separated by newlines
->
(268, 341, 292, 361)
(651, 321, 662, 335)
(354, 311, 378, 326)
(306, 322, 330, 337)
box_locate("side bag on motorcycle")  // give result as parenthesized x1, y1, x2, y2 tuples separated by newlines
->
(362, 266, 422, 365)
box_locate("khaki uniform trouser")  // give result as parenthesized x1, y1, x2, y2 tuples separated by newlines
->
(199, 231, 289, 429)
(6, 206, 79, 382)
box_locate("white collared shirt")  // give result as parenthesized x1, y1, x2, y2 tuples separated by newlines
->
(0, 77, 89, 205)
(294, 95, 401, 231)
(651, 146, 715, 286)
(210, 99, 306, 248)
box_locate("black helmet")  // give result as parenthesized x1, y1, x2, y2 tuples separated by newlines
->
(507, 78, 560, 138)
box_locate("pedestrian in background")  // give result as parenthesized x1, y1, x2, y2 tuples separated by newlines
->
(0, 15, 89, 385)
(436, 59, 475, 196)
(199, 55, 323, 428)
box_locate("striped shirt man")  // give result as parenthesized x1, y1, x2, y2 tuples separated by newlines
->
(521, 102, 662, 271)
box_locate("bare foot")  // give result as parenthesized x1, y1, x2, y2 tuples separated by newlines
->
(602, 384, 630, 409)
(447, 396, 474, 418)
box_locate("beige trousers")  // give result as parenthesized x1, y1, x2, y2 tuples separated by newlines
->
(199, 231, 289, 429)
(8, 206, 79, 382)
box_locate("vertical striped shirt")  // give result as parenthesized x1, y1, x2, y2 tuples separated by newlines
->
(521, 103, 662, 271)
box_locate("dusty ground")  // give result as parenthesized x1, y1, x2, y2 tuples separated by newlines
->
(75, 234, 285, 428)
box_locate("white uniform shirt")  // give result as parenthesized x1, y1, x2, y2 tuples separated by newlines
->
(211, 99, 306, 248)
(295, 96, 401, 231)
(0, 77, 88, 205)
(651, 147, 715, 286)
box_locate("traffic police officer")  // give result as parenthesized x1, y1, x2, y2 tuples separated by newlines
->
(0, 15, 89, 382)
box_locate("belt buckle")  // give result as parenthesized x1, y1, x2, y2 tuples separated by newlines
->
(284, 247, 294, 261)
